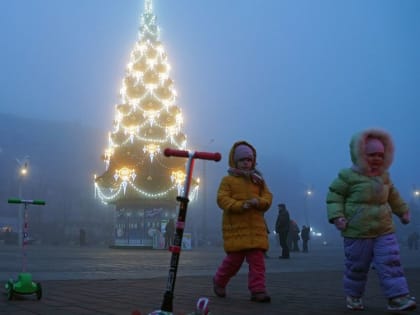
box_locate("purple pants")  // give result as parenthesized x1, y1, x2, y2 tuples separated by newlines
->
(343, 233, 410, 299)
(214, 249, 266, 294)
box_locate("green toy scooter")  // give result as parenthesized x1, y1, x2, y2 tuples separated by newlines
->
(5, 198, 45, 300)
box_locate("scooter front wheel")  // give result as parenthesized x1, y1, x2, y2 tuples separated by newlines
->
(6, 282, 14, 301)
(36, 282, 42, 300)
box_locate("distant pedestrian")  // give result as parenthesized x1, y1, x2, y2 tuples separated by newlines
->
(326, 128, 416, 311)
(79, 228, 86, 246)
(301, 225, 310, 253)
(288, 220, 300, 252)
(275, 203, 290, 259)
(164, 218, 175, 249)
(213, 141, 273, 303)
(408, 232, 419, 250)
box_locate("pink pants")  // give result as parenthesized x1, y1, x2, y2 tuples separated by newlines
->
(214, 249, 266, 293)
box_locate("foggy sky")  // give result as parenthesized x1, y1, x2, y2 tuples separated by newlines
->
(1, 0, 420, 231)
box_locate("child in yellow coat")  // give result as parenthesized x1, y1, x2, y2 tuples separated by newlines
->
(213, 141, 273, 302)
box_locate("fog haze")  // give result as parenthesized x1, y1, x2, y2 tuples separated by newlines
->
(1, 1, 420, 241)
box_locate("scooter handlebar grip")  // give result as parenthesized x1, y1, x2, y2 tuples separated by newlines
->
(164, 148, 189, 158)
(164, 148, 221, 162)
(193, 151, 222, 162)
(7, 199, 46, 205)
(32, 200, 46, 205)
(8, 198, 21, 204)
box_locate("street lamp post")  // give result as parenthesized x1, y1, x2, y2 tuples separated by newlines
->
(16, 156, 29, 247)
(412, 185, 420, 228)
(304, 188, 313, 227)
(201, 139, 214, 246)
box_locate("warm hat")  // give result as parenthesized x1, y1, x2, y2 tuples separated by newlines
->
(349, 128, 394, 174)
(233, 144, 254, 162)
(365, 137, 385, 154)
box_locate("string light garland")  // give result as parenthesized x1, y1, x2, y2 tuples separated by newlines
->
(94, 0, 198, 204)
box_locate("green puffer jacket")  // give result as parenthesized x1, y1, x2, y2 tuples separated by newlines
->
(326, 129, 409, 238)
(217, 141, 273, 252)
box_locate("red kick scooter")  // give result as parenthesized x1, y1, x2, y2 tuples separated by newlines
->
(132, 148, 221, 315)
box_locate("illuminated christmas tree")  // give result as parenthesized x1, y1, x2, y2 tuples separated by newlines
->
(94, 0, 198, 247)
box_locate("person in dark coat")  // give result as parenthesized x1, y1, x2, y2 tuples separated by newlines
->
(275, 203, 290, 259)
(301, 225, 310, 253)
(288, 220, 300, 252)
(164, 218, 175, 249)
(408, 231, 419, 250)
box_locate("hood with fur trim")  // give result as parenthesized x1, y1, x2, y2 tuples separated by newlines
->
(228, 141, 257, 169)
(350, 128, 394, 175)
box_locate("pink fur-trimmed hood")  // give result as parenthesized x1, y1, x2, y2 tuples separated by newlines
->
(349, 128, 394, 174)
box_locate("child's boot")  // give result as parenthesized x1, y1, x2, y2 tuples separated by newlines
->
(387, 294, 416, 311)
(346, 296, 364, 310)
(250, 292, 271, 303)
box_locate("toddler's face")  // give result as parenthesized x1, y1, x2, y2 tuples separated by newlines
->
(366, 152, 384, 175)
(236, 158, 253, 171)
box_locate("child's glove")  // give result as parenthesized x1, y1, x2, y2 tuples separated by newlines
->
(401, 211, 411, 225)
(248, 198, 259, 207)
(243, 198, 259, 209)
(333, 217, 347, 231)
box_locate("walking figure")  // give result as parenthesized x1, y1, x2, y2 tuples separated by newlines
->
(301, 225, 310, 253)
(213, 141, 273, 303)
(164, 218, 175, 249)
(326, 128, 416, 311)
(288, 220, 300, 252)
(275, 203, 290, 259)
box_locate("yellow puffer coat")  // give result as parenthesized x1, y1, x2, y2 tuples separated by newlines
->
(217, 141, 273, 252)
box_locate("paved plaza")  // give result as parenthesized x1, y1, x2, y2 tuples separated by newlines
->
(0, 243, 419, 314)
